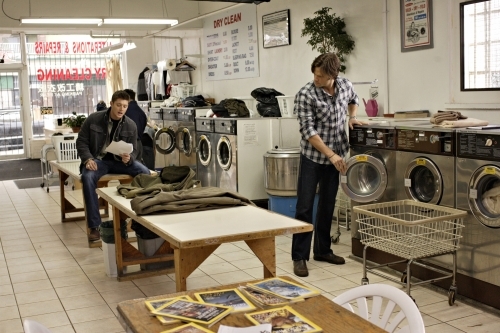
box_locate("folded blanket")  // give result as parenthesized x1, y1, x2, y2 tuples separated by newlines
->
(430, 111, 467, 124)
(432, 118, 488, 128)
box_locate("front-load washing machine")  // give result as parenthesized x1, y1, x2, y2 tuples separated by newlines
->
(151, 107, 179, 169)
(395, 124, 455, 207)
(213, 117, 272, 201)
(195, 117, 216, 187)
(455, 129, 500, 292)
(176, 108, 201, 173)
(342, 122, 397, 239)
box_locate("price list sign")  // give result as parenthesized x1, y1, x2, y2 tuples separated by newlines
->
(204, 6, 259, 81)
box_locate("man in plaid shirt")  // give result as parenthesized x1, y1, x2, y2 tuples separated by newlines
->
(292, 53, 363, 277)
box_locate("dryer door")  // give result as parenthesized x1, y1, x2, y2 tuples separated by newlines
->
(403, 157, 443, 205)
(178, 127, 194, 157)
(155, 127, 176, 155)
(341, 154, 387, 203)
(469, 165, 500, 228)
(197, 134, 212, 166)
(217, 136, 233, 171)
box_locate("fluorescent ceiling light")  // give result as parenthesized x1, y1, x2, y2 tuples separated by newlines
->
(103, 18, 178, 25)
(21, 18, 102, 25)
(97, 41, 136, 55)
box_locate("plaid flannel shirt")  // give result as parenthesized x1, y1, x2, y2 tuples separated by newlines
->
(295, 77, 358, 164)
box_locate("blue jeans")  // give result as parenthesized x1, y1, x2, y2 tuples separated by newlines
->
(81, 159, 149, 228)
(292, 154, 339, 261)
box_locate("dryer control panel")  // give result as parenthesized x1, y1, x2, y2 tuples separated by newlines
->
(397, 129, 454, 155)
(457, 131, 500, 161)
(349, 127, 396, 149)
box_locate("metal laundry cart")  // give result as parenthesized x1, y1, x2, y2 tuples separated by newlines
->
(354, 200, 466, 305)
(40, 144, 58, 192)
(331, 186, 351, 244)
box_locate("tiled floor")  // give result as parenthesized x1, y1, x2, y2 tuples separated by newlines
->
(1, 180, 500, 333)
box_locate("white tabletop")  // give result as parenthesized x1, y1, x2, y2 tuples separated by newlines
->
(49, 161, 81, 179)
(97, 186, 313, 249)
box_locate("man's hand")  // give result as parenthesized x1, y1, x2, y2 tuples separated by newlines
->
(121, 153, 131, 164)
(85, 159, 97, 171)
(348, 117, 367, 130)
(329, 154, 347, 174)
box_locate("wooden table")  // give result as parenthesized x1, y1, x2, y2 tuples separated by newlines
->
(117, 276, 386, 333)
(96, 187, 313, 290)
(49, 161, 134, 248)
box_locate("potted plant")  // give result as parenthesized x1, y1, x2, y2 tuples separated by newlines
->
(63, 112, 87, 133)
(301, 7, 355, 73)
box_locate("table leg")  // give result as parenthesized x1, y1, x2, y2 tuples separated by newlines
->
(113, 205, 125, 276)
(174, 245, 220, 291)
(245, 237, 276, 278)
(59, 171, 84, 222)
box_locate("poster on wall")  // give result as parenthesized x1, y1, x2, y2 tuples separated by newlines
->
(400, 0, 433, 52)
(203, 6, 259, 81)
(262, 9, 290, 48)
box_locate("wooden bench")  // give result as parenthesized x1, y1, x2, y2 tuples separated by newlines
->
(96, 186, 313, 291)
(49, 160, 134, 248)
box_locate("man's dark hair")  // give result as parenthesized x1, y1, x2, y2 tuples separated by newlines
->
(311, 53, 340, 79)
(111, 90, 131, 103)
(124, 89, 136, 100)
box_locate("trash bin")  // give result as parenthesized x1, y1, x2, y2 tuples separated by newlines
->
(131, 220, 174, 270)
(100, 220, 128, 277)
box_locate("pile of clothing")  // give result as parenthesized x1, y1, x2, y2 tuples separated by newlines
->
(430, 111, 488, 128)
(117, 166, 253, 215)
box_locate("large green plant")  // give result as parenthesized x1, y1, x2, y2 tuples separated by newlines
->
(301, 7, 355, 73)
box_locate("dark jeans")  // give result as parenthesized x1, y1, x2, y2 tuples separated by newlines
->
(292, 154, 339, 261)
(81, 159, 149, 228)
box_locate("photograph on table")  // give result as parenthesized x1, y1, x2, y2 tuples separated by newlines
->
(248, 277, 320, 300)
(151, 299, 232, 327)
(145, 295, 194, 325)
(245, 306, 322, 333)
(194, 288, 256, 313)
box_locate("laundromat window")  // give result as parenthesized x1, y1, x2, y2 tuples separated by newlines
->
(460, 0, 500, 91)
(26, 35, 122, 138)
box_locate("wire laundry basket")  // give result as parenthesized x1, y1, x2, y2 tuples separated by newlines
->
(354, 200, 467, 305)
(356, 200, 466, 260)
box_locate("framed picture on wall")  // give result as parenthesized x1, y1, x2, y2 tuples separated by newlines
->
(400, 0, 433, 52)
(263, 9, 291, 49)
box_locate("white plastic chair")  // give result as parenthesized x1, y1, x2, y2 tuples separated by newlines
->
(332, 284, 425, 333)
(23, 319, 53, 333)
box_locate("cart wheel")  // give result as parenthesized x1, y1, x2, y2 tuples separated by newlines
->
(72, 185, 75, 190)
(361, 278, 369, 285)
(64, 181, 68, 186)
(401, 273, 408, 284)
(331, 235, 339, 244)
(448, 290, 456, 306)
(46, 188, 49, 193)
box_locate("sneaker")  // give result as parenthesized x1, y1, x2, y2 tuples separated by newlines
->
(313, 253, 345, 265)
(88, 228, 100, 241)
(293, 260, 309, 277)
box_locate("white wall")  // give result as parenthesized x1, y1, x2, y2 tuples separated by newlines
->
(2, 0, 498, 121)
(386, 0, 500, 122)
(155, 0, 387, 114)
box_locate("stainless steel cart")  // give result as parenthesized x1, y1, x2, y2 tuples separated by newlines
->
(354, 200, 466, 305)
(331, 186, 351, 244)
(40, 144, 58, 192)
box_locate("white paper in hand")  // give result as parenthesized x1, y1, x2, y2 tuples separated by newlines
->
(105, 140, 133, 155)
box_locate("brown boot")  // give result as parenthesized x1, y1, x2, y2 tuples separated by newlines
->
(293, 260, 308, 277)
(88, 228, 100, 241)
